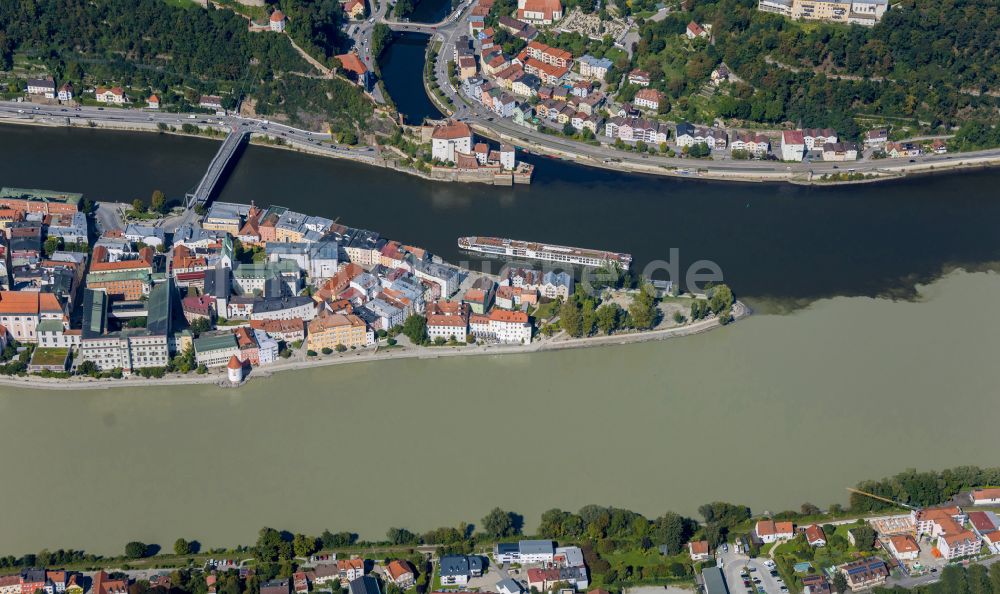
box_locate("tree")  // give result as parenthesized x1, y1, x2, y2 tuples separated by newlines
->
(293, 533, 318, 557)
(189, 317, 212, 336)
(401, 314, 428, 346)
(256, 527, 292, 562)
(562, 122, 576, 136)
(131, 198, 146, 213)
(708, 284, 734, 314)
(628, 285, 657, 330)
(386, 527, 417, 545)
(989, 563, 1000, 594)
(151, 190, 166, 214)
(482, 507, 518, 538)
(125, 541, 148, 559)
(595, 303, 622, 334)
(850, 525, 876, 552)
(650, 512, 694, 555)
(800, 502, 821, 516)
(76, 360, 98, 376)
(559, 300, 583, 337)
(832, 572, 848, 594)
(43, 236, 63, 258)
(173, 538, 193, 555)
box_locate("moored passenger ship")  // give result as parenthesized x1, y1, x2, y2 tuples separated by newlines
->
(458, 236, 632, 270)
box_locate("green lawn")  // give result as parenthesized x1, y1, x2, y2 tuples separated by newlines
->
(532, 300, 561, 320)
(161, 0, 199, 8)
(30, 347, 69, 367)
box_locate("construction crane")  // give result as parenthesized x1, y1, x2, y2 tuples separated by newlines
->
(846, 487, 919, 511)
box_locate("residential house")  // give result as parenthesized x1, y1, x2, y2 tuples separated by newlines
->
(838, 558, 888, 592)
(730, 132, 770, 157)
(864, 127, 888, 147)
(348, 577, 379, 594)
(973, 488, 1000, 505)
(578, 55, 612, 80)
(822, 142, 858, 161)
(260, 580, 291, 594)
(307, 311, 370, 351)
(199, 95, 224, 111)
(686, 21, 708, 39)
(336, 53, 373, 91)
(754, 520, 794, 544)
(688, 540, 710, 561)
(439, 556, 485, 586)
(628, 69, 651, 86)
(27, 77, 56, 97)
(804, 524, 827, 547)
(885, 141, 922, 158)
(634, 88, 663, 111)
(887, 535, 919, 561)
(95, 86, 129, 104)
(58, 83, 73, 101)
(802, 128, 838, 150)
(249, 318, 306, 343)
(540, 270, 573, 299)
(0, 291, 64, 343)
(385, 561, 415, 590)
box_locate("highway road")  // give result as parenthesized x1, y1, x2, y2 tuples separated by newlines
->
(0, 99, 382, 168)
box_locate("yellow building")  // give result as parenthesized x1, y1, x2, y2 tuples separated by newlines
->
(307, 312, 369, 351)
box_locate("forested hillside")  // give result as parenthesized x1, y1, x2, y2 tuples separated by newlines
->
(0, 0, 372, 131)
(631, 0, 1000, 143)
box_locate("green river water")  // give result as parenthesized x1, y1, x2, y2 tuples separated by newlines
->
(0, 271, 997, 554)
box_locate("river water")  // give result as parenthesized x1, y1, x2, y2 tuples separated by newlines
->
(0, 124, 999, 554)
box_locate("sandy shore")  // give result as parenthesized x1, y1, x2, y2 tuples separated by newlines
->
(0, 302, 749, 392)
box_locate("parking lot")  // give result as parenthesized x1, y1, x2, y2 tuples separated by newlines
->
(718, 548, 788, 594)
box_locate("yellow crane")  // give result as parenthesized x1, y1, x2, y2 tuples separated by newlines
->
(846, 487, 919, 511)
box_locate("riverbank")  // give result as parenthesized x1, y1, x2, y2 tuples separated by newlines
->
(468, 121, 1000, 185)
(0, 300, 749, 392)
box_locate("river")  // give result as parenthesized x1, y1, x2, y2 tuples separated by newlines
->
(0, 124, 999, 554)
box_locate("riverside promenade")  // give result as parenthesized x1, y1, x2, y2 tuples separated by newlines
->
(0, 301, 749, 392)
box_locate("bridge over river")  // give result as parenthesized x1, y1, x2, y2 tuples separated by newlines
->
(185, 128, 249, 209)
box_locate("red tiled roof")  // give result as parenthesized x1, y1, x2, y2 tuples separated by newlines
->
(337, 53, 368, 76)
(432, 120, 472, 140)
(889, 535, 918, 554)
(973, 488, 1000, 501)
(782, 130, 805, 145)
(489, 309, 528, 323)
